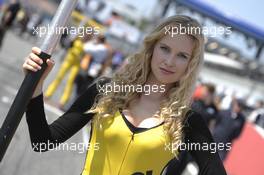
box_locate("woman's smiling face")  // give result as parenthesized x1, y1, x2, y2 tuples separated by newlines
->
(150, 33, 195, 85)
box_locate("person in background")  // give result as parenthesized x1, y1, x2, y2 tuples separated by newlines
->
(44, 33, 92, 109)
(0, 0, 20, 49)
(213, 98, 246, 161)
(26, 12, 43, 37)
(75, 35, 110, 96)
(16, 7, 30, 37)
(111, 50, 125, 72)
(248, 100, 264, 129)
(192, 83, 218, 132)
(104, 11, 121, 26)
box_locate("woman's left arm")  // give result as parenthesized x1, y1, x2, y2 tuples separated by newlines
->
(184, 111, 227, 175)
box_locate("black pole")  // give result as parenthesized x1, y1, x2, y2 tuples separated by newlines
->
(255, 44, 263, 61)
(162, 0, 173, 17)
(0, 0, 78, 162)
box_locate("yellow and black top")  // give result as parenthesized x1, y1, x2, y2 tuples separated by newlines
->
(26, 80, 227, 175)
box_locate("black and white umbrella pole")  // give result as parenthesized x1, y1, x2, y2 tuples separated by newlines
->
(0, 0, 78, 162)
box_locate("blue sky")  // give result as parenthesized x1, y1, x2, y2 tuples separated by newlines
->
(118, 0, 264, 61)
(204, 0, 264, 29)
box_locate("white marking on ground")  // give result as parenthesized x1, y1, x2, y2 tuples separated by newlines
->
(1, 96, 11, 104)
(3, 85, 17, 95)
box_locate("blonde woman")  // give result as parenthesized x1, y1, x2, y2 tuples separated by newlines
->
(23, 15, 227, 175)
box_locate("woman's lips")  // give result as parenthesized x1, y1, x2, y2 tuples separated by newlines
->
(159, 67, 175, 75)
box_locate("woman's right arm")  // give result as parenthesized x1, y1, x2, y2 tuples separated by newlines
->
(25, 83, 98, 152)
(23, 47, 99, 152)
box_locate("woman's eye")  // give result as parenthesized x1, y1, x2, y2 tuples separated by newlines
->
(178, 53, 188, 59)
(160, 46, 169, 52)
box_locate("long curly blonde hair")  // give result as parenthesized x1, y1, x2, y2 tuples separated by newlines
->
(86, 15, 204, 157)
